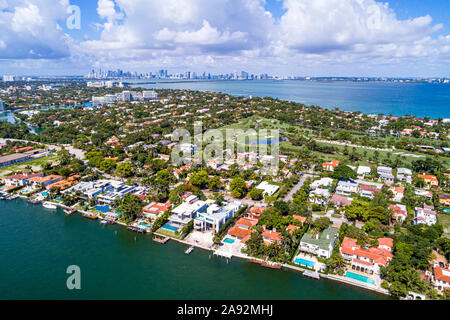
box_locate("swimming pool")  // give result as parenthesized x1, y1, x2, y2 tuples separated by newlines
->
(139, 222, 151, 228)
(345, 271, 376, 285)
(444, 209, 450, 213)
(95, 205, 110, 213)
(294, 258, 315, 268)
(223, 238, 235, 244)
(41, 192, 48, 197)
(161, 223, 179, 232)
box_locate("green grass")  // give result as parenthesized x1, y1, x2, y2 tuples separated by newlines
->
(437, 214, 450, 236)
(0, 154, 59, 177)
(156, 228, 181, 239)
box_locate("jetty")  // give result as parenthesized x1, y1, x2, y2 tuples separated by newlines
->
(213, 250, 233, 259)
(64, 208, 77, 215)
(82, 212, 98, 220)
(127, 226, 146, 233)
(153, 236, 170, 244)
(303, 270, 320, 280)
(185, 246, 194, 255)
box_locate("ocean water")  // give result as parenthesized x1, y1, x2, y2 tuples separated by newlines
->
(0, 199, 387, 300)
(130, 80, 450, 118)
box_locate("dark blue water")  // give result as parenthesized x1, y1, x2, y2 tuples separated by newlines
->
(130, 80, 450, 118)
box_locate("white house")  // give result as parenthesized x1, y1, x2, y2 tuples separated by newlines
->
(336, 180, 359, 196)
(194, 201, 242, 233)
(310, 177, 333, 190)
(414, 205, 437, 226)
(309, 188, 330, 206)
(357, 166, 371, 177)
(168, 195, 208, 228)
(255, 181, 279, 197)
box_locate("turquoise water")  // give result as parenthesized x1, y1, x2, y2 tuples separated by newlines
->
(95, 205, 110, 213)
(41, 192, 48, 197)
(0, 199, 388, 299)
(139, 222, 151, 228)
(294, 258, 315, 268)
(223, 238, 235, 244)
(443, 209, 450, 213)
(162, 223, 179, 232)
(131, 80, 450, 118)
(345, 271, 376, 285)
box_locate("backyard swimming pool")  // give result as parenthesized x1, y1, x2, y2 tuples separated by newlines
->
(294, 258, 315, 268)
(223, 238, 235, 244)
(161, 223, 179, 232)
(95, 205, 110, 213)
(345, 271, 376, 285)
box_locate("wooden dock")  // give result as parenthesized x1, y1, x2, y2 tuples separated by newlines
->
(153, 236, 170, 244)
(303, 270, 320, 280)
(185, 246, 194, 254)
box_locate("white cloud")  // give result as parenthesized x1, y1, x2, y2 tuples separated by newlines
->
(0, 0, 71, 59)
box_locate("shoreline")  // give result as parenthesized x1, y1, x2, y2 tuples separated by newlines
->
(13, 196, 391, 298)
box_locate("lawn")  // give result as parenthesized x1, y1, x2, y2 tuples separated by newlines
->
(437, 214, 450, 237)
(156, 228, 181, 239)
(0, 154, 60, 177)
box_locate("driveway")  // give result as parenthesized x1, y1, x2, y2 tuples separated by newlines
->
(284, 174, 311, 201)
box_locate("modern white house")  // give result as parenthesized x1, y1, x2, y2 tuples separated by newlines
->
(255, 181, 280, 197)
(414, 205, 437, 226)
(397, 168, 412, 184)
(377, 166, 394, 185)
(62, 179, 135, 202)
(357, 166, 371, 177)
(168, 195, 208, 229)
(194, 201, 242, 233)
(336, 180, 359, 196)
(310, 177, 333, 190)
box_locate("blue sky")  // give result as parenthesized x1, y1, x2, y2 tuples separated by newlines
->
(1, 0, 449, 77)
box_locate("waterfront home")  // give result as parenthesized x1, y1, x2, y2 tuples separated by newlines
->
(432, 267, 450, 291)
(142, 202, 172, 219)
(96, 182, 136, 204)
(389, 186, 404, 203)
(168, 195, 207, 229)
(309, 188, 330, 206)
(0, 153, 30, 169)
(261, 225, 283, 245)
(330, 194, 353, 207)
(418, 174, 439, 189)
(322, 160, 339, 172)
(340, 237, 393, 276)
(27, 174, 62, 188)
(4, 172, 44, 187)
(335, 180, 359, 196)
(414, 204, 437, 226)
(438, 194, 450, 206)
(357, 166, 371, 178)
(390, 204, 408, 223)
(47, 175, 80, 191)
(227, 217, 258, 243)
(194, 201, 241, 233)
(255, 181, 279, 197)
(299, 227, 339, 259)
(397, 168, 412, 184)
(310, 177, 333, 190)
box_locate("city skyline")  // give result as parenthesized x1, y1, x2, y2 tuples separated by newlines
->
(0, 0, 449, 77)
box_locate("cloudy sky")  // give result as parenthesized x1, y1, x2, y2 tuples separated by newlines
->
(1, 0, 449, 77)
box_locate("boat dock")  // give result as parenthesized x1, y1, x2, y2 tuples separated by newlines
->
(153, 236, 170, 244)
(127, 226, 146, 233)
(303, 270, 320, 280)
(213, 250, 233, 259)
(185, 246, 194, 255)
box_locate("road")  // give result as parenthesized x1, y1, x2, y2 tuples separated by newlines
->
(284, 174, 312, 201)
(0, 138, 85, 160)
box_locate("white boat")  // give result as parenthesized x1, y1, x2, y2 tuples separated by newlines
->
(100, 220, 108, 224)
(185, 246, 194, 255)
(43, 202, 57, 210)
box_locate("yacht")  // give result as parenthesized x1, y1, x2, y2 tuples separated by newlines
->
(43, 202, 57, 210)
